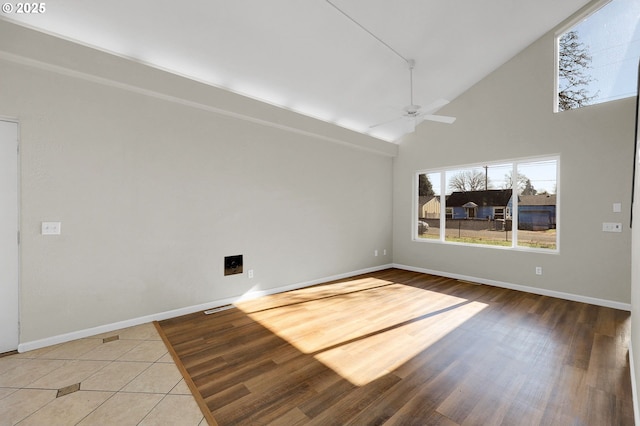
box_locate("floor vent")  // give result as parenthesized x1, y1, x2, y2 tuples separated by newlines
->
(57, 383, 80, 398)
(204, 305, 234, 315)
(103, 335, 119, 343)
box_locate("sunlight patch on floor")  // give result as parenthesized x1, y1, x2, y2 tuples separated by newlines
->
(311, 299, 487, 385)
(237, 278, 488, 386)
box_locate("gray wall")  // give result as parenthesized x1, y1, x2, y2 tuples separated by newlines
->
(393, 27, 635, 304)
(0, 22, 395, 342)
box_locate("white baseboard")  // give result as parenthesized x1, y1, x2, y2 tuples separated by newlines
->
(234, 264, 393, 302)
(392, 263, 632, 311)
(630, 341, 640, 426)
(17, 263, 393, 353)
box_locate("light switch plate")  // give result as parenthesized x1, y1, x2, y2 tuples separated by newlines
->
(42, 222, 61, 235)
(613, 203, 622, 213)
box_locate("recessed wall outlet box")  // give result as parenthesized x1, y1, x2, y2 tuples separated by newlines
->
(535, 266, 542, 275)
(602, 223, 622, 233)
(613, 203, 622, 213)
(41, 222, 61, 235)
(224, 255, 243, 276)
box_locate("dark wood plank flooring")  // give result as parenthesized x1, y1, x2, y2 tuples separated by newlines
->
(156, 268, 633, 425)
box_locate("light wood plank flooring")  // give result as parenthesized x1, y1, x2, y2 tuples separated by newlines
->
(156, 268, 633, 425)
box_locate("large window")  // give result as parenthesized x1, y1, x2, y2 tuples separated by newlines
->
(416, 157, 559, 251)
(556, 0, 640, 111)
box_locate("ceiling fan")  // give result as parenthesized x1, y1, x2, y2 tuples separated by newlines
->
(370, 59, 456, 130)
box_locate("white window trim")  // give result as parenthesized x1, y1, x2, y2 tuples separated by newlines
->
(414, 155, 560, 254)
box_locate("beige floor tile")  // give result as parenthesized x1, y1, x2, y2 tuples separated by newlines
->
(156, 352, 174, 363)
(0, 388, 57, 425)
(121, 362, 182, 394)
(118, 323, 161, 341)
(35, 338, 103, 360)
(77, 392, 163, 426)
(78, 339, 142, 361)
(0, 323, 202, 426)
(117, 340, 168, 362)
(169, 378, 193, 395)
(0, 357, 26, 375)
(88, 329, 123, 340)
(11, 344, 61, 359)
(138, 394, 204, 426)
(0, 359, 69, 388)
(25, 360, 109, 390)
(16, 390, 113, 426)
(81, 361, 152, 391)
(0, 387, 18, 400)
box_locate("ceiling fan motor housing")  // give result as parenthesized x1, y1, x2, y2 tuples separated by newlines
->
(404, 105, 421, 116)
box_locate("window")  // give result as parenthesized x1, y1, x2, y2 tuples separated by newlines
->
(556, 0, 640, 111)
(416, 156, 559, 251)
(417, 172, 441, 240)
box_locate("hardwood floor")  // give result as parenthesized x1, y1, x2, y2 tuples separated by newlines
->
(156, 269, 633, 425)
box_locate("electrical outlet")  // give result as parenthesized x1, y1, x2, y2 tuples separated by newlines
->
(41, 222, 61, 235)
(383, 249, 387, 256)
(535, 266, 542, 275)
(602, 223, 622, 233)
(248, 269, 254, 279)
(374, 250, 378, 257)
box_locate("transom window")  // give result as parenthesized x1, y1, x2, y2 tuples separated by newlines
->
(416, 156, 559, 251)
(556, 0, 640, 111)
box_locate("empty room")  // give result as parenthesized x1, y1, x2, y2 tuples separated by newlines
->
(1, 0, 640, 424)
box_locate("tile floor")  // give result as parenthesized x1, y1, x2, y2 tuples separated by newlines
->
(0, 323, 206, 425)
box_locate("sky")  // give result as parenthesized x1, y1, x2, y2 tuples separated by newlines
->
(424, 159, 558, 197)
(567, 0, 640, 103)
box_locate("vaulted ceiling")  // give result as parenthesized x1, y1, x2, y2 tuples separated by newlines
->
(2, 0, 591, 142)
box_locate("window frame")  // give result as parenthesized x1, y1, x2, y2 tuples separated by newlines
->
(445, 207, 453, 219)
(553, 0, 637, 112)
(414, 155, 560, 253)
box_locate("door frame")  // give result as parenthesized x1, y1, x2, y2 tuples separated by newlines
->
(0, 117, 20, 353)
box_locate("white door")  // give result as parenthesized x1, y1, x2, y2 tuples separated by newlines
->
(0, 120, 19, 353)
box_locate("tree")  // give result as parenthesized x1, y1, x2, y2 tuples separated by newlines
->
(521, 179, 537, 196)
(448, 170, 489, 192)
(418, 174, 435, 197)
(558, 30, 598, 111)
(503, 171, 536, 195)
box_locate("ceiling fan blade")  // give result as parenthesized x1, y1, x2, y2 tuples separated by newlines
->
(421, 114, 456, 124)
(369, 115, 403, 129)
(422, 98, 450, 114)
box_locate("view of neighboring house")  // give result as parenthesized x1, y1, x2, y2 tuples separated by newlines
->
(519, 194, 557, 230)
(419, 195, 441, 219)
(446, 189, 512, 220)
(442, 189, 557, 231)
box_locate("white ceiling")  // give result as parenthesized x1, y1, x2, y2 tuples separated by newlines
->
(3, 0, 591, 142)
